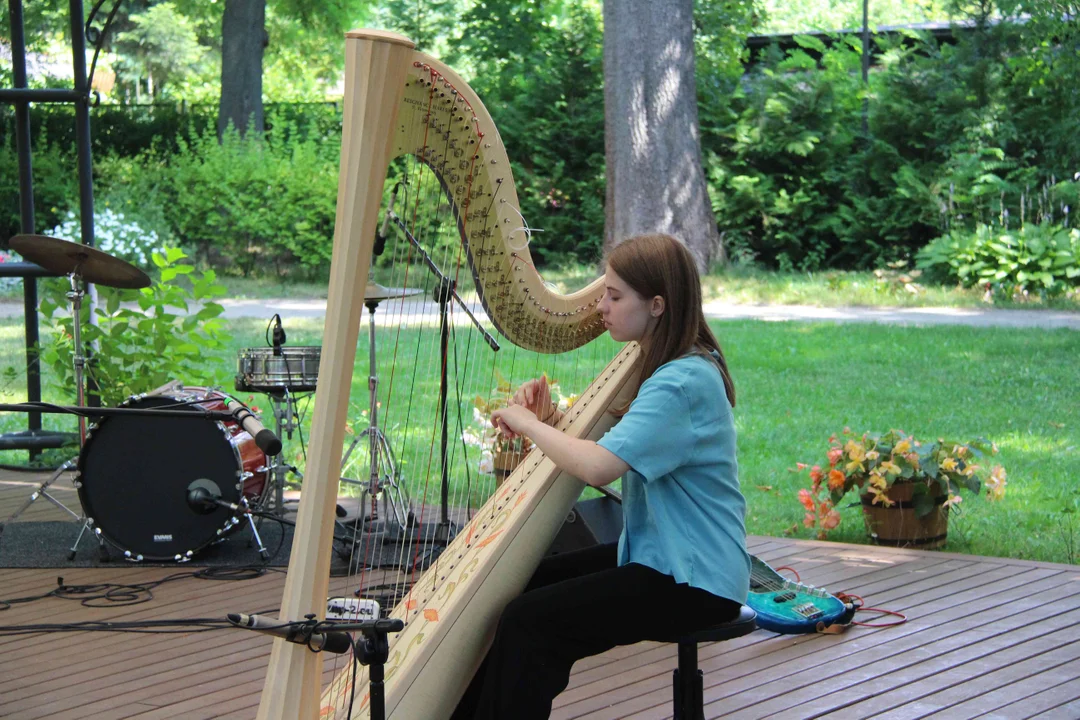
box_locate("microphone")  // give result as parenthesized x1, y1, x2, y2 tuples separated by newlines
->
(271, 314, 286, 357)
(224, 398, 283, 456)
(374, 183, 400, 257)
(186, 485, 240, 515)
(227, 612, 353, 655)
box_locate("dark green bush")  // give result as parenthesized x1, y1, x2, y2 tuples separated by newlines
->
(702, 13, 1080, 272)
(151, 125, 338, 277)
(0, 140, 79, 245)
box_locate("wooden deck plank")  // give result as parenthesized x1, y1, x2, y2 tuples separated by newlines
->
(898, 656, 1080, 719)
(4, 468, 1080, 720)
(607, 566, 1074, 720)
(733, 585, 1080, 720)
(991, 677, 1080, 719)
(560, 559, 1054, 720)
(850, 624, 1080, 719)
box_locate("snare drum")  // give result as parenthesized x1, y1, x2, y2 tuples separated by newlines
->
(75, 384, 269, 561)
(236, 346, 321, 393)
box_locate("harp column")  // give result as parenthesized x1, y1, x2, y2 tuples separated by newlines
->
(255, 30, 415, 720)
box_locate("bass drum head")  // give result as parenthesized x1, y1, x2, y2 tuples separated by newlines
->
(77, 396, 246, 561)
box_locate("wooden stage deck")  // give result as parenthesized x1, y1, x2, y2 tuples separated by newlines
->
(2, 467, 1079, 719)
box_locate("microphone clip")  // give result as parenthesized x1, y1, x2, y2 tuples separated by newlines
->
(271, 314, 286, 356)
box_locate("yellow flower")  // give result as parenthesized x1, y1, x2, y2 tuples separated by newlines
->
(868, 487, 895, 506)
(940, 457, 958, 473)
(869, 472, 888, 491)
(845, 460, 865, 474)
(845, 440, 867, 463)
(963, 463, 981, 477)
(894, 439, 911, 454)
(880, 460, 901, 476)
(866, 450, 880, 461)
(905, 452, 920, 469)
(985, 465, 1007, 501)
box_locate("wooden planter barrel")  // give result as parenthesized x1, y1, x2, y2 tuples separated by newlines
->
(861, 480, 948, 549)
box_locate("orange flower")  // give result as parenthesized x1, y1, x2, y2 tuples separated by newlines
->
(821, 508, 841, 530)
(827, 446, 843, 467)
(798, 488, 816, 511)
(803, 512, 816, 528)
(827, 469, 846, 491)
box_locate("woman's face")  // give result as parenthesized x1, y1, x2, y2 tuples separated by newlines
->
(598, 270, 662, 344)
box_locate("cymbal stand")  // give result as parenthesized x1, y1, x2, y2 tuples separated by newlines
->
(340, 297, 413, 538)
(1, 270, 106, 560)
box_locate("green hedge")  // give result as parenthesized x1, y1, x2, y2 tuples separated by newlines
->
(5, 10, 1080, 280)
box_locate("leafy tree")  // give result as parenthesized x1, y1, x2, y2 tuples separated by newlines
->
(449, 0, 607, 265)
(758, 0, 950, 33)
(217, 0, 367, 138)
(112, 3, 206, 101)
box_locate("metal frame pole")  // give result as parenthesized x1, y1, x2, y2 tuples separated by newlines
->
(8, 0, 44, 448)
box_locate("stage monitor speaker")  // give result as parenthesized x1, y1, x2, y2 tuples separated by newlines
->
(545, 494, 623, 556)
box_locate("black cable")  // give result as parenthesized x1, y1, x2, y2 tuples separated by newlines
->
(0, 566, 277, 613)
(0, 618, 236, 637)
(348, 641, 361, 718)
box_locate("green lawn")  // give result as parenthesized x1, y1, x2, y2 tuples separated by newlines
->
(9, 263, 1073, 310)
(1, 315, 1077, 565)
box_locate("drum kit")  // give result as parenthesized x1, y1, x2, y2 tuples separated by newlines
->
(3, 233, 421, 562)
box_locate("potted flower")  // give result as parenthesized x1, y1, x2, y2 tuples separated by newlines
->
(468, 373, 574, 487)
(797, 428, 1007, 548)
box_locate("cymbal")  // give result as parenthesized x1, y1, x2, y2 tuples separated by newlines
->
(9, 234, 151, 289)
(364, 281, 423, 301)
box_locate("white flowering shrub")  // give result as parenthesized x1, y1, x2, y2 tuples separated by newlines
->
(48, 208, 165, 269)
(0, 250, 21, 294)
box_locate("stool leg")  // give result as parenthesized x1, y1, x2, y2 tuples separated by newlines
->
(673, 642, 705, 720)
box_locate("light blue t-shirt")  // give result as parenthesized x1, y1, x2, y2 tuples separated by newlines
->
(597, 352, 750, 605)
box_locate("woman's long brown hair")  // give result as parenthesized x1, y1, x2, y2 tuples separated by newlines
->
(606, 233, 736, 412)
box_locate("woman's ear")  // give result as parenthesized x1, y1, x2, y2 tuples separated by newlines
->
(650, 296, 665, 318)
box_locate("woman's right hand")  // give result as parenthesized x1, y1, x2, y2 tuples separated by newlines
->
(512, 375, 559, 425)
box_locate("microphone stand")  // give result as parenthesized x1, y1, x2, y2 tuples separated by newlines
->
(345, 617, 406, 720)
(388, 214, 499, 546)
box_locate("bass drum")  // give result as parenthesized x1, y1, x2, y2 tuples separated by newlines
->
(76, 384, 269, 561)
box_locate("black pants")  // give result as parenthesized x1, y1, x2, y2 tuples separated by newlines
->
(451, 542, 741, 720)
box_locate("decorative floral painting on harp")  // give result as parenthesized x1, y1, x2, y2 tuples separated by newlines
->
(254, 30, 642, 720)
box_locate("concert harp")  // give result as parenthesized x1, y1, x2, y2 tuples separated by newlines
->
(255, 29, 641, 719)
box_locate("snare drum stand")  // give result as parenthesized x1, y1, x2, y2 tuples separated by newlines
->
(264, 387, 307, 516)
(340, 297, 413, 538)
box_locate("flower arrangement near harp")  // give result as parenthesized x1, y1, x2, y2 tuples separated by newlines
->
(796, 428, 1007, 548)
(466, 373, 576, 485)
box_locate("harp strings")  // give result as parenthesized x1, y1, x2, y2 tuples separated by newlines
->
(318, 55, 614, 718)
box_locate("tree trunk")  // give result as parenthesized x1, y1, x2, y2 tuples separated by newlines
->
(603, 0, 721, 271)
(218, 0, 266, 139)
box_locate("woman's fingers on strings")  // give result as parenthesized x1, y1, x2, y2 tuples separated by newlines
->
(491, 411, 517, 439)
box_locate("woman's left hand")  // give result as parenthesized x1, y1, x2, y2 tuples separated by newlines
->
(490, 403, 539, 440)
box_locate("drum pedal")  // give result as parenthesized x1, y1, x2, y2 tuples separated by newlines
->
(327, 597, 381, 621)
